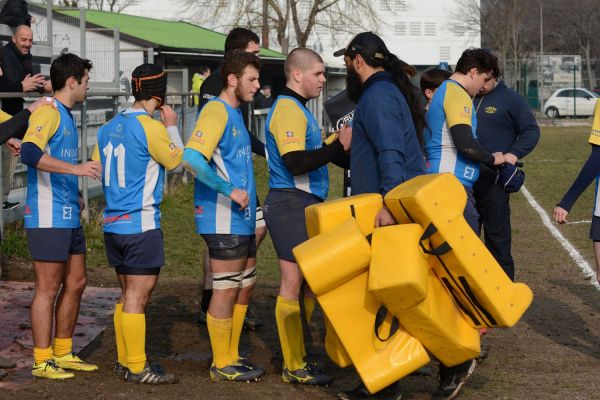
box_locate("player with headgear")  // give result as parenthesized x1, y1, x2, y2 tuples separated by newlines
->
(93, 63, 184, 385)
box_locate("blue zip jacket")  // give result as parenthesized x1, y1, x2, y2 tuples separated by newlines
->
(473, 81, 540, 158)
(350, 71, 426, 195)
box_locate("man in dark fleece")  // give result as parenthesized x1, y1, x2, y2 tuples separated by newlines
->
(473, 72, 540, 281)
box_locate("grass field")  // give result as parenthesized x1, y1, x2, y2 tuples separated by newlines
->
(4, 122, 600, 399)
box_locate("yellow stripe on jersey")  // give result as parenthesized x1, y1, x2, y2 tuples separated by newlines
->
(0, 110, 11, 124)
(91, 144, 100, 162)
(589, 100, 600, 145)
(443, 83, 473, 128)
(186, 101, 228, 161)
(269, 98, 308, 156)
(22, 105, 60, 151)
(137, 115, 183, 170)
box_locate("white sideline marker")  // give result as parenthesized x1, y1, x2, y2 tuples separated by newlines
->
(566, 220, 592, 225)
(521, 186, 600, 290)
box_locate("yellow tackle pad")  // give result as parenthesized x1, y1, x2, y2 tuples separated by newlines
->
(369, 224, 430, 311)
(324, 316, 352, 368)
(293, 218, 371, 296)
(318, 273, 430, 394)
(384, 173, 533, 328)
(305, 193, 383, 238)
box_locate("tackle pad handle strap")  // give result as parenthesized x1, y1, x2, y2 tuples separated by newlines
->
(419, 223, 452, 256)
(374, 305, 400, 342)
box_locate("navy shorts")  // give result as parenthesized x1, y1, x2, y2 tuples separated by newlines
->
(104, 229, 164, 275)
(463, 185, 480, 235)
(202, 234, 257, 260)
(264, 188, 322, 262)
(590, 216, 600, 241)
(26, 227, 86, 262)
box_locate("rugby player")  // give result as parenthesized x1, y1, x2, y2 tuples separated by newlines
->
(198, 28, 266, 330)
(424, 48, 504, 399)
(20, 53, 101, 379)
(94, 64, 183, 384)
(264, 48, 350, 385)
(183, 50, 265, 382)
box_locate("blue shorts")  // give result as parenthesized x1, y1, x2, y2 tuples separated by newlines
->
(26, 227, 86, 262)
(264, 188, 323, 262)
(590, 216, 600, 241)
(104, 229, 165, 274)
(201, 234, 257, 260)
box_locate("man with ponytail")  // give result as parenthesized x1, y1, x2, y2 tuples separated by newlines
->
(94, 63, 183, 384)
(334, 32, 426, 226)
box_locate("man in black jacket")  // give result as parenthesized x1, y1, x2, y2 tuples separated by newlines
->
(473, 72, 540, 281)
(0, 24, 49, 209)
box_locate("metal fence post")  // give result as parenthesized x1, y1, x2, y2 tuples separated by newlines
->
(81, 100, 89, 223)
(113, 28, 120, 89)
(0, 146, 4, 240)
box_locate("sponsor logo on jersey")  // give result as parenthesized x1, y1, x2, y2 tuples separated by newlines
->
(282, 130, 300, 145)
(103, 214, 132, 224)
(232, 127, 240, 137)
(24, 205, 31, 215)
(195, 205, 204, 215)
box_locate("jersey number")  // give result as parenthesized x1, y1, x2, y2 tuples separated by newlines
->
(103, 143, 126, 188)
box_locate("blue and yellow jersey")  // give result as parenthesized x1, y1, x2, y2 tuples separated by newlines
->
(265, 95, 328, 199)
(424, 80, 479, 187)
(186, 98, 256, 235)
(23, 101, 80, 228)
(0, 110, 11, 123)
(588, 100, 600, 217)
(93, 109, 183, 234)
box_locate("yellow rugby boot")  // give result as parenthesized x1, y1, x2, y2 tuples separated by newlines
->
(32, 360, 75, 379)
(53, 353, 98, 372)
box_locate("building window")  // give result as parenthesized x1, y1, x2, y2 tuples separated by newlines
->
(440, 46, 451, 61)
(424, 22, 436, 36)
(410, 22, 421, 36)
(394, 0, 407, 12)
(380, 0, 391, 11)
(452, 23, 466, 37)
(395, 21, 407, 36)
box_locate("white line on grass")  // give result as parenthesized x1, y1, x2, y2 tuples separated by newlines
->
(521, 186, 600, 290)
(566, 220, 593, 225)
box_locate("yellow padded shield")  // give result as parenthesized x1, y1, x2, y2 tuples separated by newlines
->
(318, 273, 430, 394)
(305, 193, 383, 238)
(369, 224, 430, 310)
(324, 316, 352, 368)
(384, 173, 533, 328)
(293, 218, 371, 297)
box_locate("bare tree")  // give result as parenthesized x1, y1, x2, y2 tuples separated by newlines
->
(179, 0, 382, 54)
(57, 0, 138, 13)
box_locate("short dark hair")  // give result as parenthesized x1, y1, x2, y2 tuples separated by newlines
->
(50, 53, 92, 91)
(198, 65, 210, 74)
(455, 48, 498, 75)
(225, 27, 260, 52)
(220, 50, 261, 89)
(420, 68, 452, 96)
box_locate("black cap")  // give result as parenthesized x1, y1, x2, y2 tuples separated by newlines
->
(333, 32, 389, 61)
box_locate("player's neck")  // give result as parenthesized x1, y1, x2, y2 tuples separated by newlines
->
(219, 88, 241, 109)
(53, 91, 74, 108)
(132, 100, 157, 115)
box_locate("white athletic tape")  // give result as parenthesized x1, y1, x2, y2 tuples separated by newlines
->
(522, 186, 600, 290)
(212, 271, 242, 290)
(241, 266, 257, 288)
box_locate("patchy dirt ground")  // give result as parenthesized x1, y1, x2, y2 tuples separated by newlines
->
(2, 192, 600, 400)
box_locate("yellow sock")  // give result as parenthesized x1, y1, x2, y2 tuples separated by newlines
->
(230, 304, 247, 362)
(121, 312, 146, 374)
(53, 337, 72, 358)
(33, 346, 53, 365)
(275, 296, 305, 371)
(207, 313, 235, 368)
(114, 303, 127, 367)
(304, 297, 315, 324)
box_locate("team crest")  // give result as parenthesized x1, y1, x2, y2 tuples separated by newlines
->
(169, 143, 176, 150)
(36, 125, 43, 132)
(286, 131, 294, 137)
(485, 106, 497, 114)
(463, 107, 471, 114)
(195, 130, 204, 137)
(116, 123, 123, 133)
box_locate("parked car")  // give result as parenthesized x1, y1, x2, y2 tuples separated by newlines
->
(544, 88, 599, 118)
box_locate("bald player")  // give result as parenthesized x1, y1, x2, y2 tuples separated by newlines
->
(263, 48, 351, 386)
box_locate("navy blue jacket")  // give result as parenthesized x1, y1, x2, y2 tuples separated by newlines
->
(473, 81, 540, 159)
(351, 71, 426, 196)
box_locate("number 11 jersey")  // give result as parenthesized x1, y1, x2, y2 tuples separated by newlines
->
(94, 109, 182, 234)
